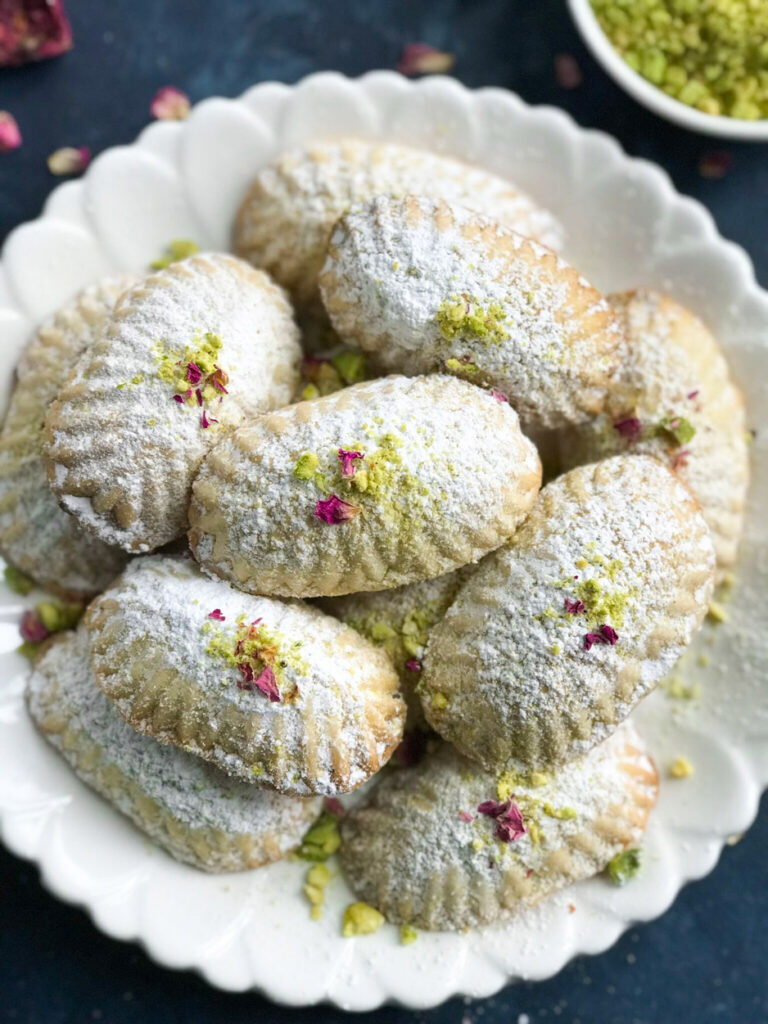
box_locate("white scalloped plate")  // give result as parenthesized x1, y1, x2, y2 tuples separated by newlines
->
(0, 72, 767, 1011)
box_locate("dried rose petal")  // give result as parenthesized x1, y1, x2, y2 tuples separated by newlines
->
(490, 389, 509, 403)
(397, 43, 454, 76)
(323, 797, 345, 819)
(172, 394, 184, 404)
(614, 416, 642, 443)
(687, 390, 699, 400)
(699, 151, 732, 180)
(584, 624, 619, 650)
(672, 448, 691, 471)
(477, 799, 508, 817)
(208, 609, 225, 621)
(338, 448, 364, 478)
(209, 366, 228, 393)
(477, 797, 526, 843)
(20, 609, 48, 644)
(195, 388, 203, 407)
(253, 664, 281, 702)
(458, 810, 473, 823)
(315, 494, 361, 524)
(554, 53, 582, 89)
(47, 145, 90, 176)
(393, 731, 427, 767)
(0, 111, 22, 152)
(201, 410, 218, 428)
(186, 361, 202, 386)
(150, 86, 190, 121)
(0, 0, 73, 67)
(405, 657, 422, 672)
(564, 597, 586, 615)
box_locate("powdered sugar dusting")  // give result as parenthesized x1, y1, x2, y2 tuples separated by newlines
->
(45, 253, 301, 553)
(319, 195, 620, 430)
(86, 555, 404, 796)
(189, 374, 542, 598)
(27, 630, 320, 868)
(422, 455, 716, 770)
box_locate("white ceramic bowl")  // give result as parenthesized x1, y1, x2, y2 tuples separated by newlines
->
(0, 71, 767, 1010)
(569, 0, 768, 141)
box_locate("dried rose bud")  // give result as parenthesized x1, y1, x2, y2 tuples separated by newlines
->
(397, 43, 454, 76)
(20, 610, 48, 644)
(0, 111, 22, 152)
(554, 53, 582, 90)
(0, 0, 72, 67)
(699, 151, 732, 180)
(47, 145, 90, 176)
(150, 86, 191, 121)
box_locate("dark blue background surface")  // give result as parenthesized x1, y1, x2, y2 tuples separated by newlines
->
(1, 2, 766, 1022)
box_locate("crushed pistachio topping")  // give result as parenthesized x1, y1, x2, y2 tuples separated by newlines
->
(346, 600, 447, 679)
(436, 295, 508, 345)
(154, 331, 228, 428)
(444, 356, 480, 375)
(662, 675, 701, 700)
(655, 414, 696, 447)
(607, 848, 642, 886)
(4, 565, 34, 595)
(542, 803, 578, 820)
(293, 451, 319, 480)
(204, 615, 306, 701)
(298, 811, 341, 862)
(707, 600, 730, 624)
(150, 239, 200, 270)
(342, 902, 385, 937)
(331, 349, 367, 384)
(431, 692, 449, 710)
(400, 924, 418, 945)
(18, 598, 84, 657)
(304, 863, 332, 920)
(590, 0, 768, 121)
(669, 755, 694, 778)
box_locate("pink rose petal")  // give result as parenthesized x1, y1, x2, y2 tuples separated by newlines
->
(323, 797, 345, 819)
(315, 494, 361, 524)
(459, 810, 473, 823)
(564, 597, 586, 615)
(20, 610, 48, 644)
(0, 0, 73, 67)
(405, 657, 422, 672)
(150, 86, 190, 121)
(397, 43, 454, 76)
(208, 609, 225, 621)
(0, 111, 22, 152)
(490, 389, 509, 403)
(337, 448, 364, 477)
(477, 797, 527, 843)
(186, 361, 202, 386)
(201, 409, 218, 428)
(47, 145, 90, 176)
(584, 624, 619, 650)
(554, 53, 583, 89)
(614, 416, 642, 443)
(253, 664, 281, 703)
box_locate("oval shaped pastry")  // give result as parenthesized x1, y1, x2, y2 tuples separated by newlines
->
(319, 195, 622, 431)
(85, 555, 405, 796)
(558, 289, 749, 577)
(0, 277, 135, 596)
(420, 454, 715, 771)
(340, 724, 658, 931)
(189, 375, 542, 598)
(234, 139, 564, 324)
(27, 630, 321, 872)
(319, 568, 469, 731)
(45, 253, 301, 553)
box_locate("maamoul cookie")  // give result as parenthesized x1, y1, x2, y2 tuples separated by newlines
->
(189, 374, 542, 598)
(0, 277, 135, 596)
(319, 568, 469, 731)
(234, 139, 564, 330)
(45, 253, 302, 553)
(319, 195, 622, 431)
(558, 289, 749, 576)
(85, 555, 405, 796)
(27, 631, 320, 872)
(340, 724, 658, 931)
(420, 454, 715, 771)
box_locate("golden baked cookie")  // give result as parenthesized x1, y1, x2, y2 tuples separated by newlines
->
(45, 253, 301, 553)
(0, 277, 135, 596)
(233, 139, 564, 334)
(189, 374, 542, 598)
(558, 289, 749, 577)
(27, 630, 321, 872)
(319, 567, 470, 730)
(420, 454, 715, 771)
(340, 724, 658, 931)
(319, 195, 622, 430)
(85, 555, 405, 796)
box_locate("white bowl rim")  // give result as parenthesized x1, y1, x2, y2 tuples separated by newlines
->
(568, 0, 768, 141)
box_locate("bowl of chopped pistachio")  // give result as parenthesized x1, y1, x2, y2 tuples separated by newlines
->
(569, 0, 768, 139)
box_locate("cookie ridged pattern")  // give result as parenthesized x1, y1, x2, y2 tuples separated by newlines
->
(189, 374, 542, 598)
(27, 631, 321, 872)
(421, 455, 716, 771)
(44, 253, 302, 553)
(0, 277, 135, 596)
(558, 289, 749, 578)
(84, 555, 405, 796)
(319, 195, 621, 431)
(340, 726, 658, 931)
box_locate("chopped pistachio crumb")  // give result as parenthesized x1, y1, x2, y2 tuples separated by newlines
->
(669, 755, 694, 779)
(342, 902, 385, 937)
(150, 239, 200, 270)
(154, 330, 223, 399)
(331, 349, 367, 384)
(471, 837, 485, 853)
(542, 803, 578, 820)
(301, 383, 320, 400)
(444, 356, 479, 375)
(707, 601, 730, 624)
(297, 812, 340, 862)
(400, 924, 418, 945)
(529, 771, 549, 788)
(607, 848, 641, 886)
(293, 451, 319, 480)
(36, 599, 84, 632)
(17, 641, 41, 660)
(655, 414, 696, 446)
(662, 676, 701, 700)
(3, 565, 34, 595)
(436, 295, 508, 344)
(432, 692, 449, 710)
(304, 863, 332, 919)
(497, 769, 521, 801)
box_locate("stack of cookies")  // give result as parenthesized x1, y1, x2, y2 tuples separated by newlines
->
(6, 139, 747, 933)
